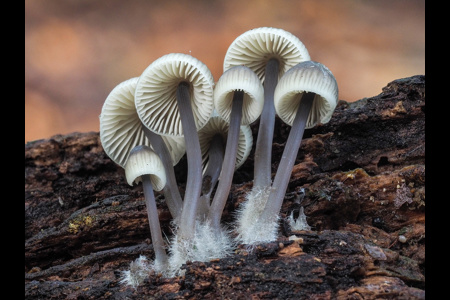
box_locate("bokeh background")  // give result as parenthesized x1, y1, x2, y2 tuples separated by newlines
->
(25, 0, 425, 143)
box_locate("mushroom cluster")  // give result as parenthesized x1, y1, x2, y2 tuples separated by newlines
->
(99, 27, 338, 284)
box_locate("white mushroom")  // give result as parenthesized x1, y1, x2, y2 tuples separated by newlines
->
(99, 77, 185, 219)
(135, 53, 214, 136)
(224, 27, 310, 83)
(135, 53, 215, 242)
(124, 145, 169, 270)
(259, 61, 338, 239)
(274, 61, 338, 128)
(196, 113, 253, 220)
(207, 66, 263, 230)
(223, 27, 310, 191)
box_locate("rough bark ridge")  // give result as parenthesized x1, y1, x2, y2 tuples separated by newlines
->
(25, 75, 425, 299)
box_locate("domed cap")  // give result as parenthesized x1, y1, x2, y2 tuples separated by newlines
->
(223, 27, 310, 83)
(198, 114, 253, 170)
(274, 61, 338, 128)
(124, 145, 167, 190)
(99, 77, 185, 168)
(135, 53, 215, 137)
(213, 66, 264, 125)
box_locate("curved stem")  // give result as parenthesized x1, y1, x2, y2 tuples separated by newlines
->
(197, 134, 225, 220)
(176, 82, 203, 240)
(208, 91, 244, 230)
(253, 58, 279, 189)
(142, 174, 169, 267)
(259, 92, 315, 222)
(142, 126, 183, 220)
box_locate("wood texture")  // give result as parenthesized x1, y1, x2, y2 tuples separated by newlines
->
(25, 75, 425, 299)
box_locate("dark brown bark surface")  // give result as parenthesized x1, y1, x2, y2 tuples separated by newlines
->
(25, 75, 425, 299)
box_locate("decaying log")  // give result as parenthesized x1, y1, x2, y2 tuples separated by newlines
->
(25, 75, 425, 299)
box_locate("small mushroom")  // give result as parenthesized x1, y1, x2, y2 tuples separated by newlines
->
(196, 112, 253, 220)
(135, 53, 215, 241)
(124, 145, 169, 270)
(199, 114, 253, 172)
(208, 66, 263, 230)
(99, 77, 184, 219)
(259, 60, 338, 236)
(143, 127, 185, 222)
(197, 119, 225, 220)
(223, 27, 310, 189)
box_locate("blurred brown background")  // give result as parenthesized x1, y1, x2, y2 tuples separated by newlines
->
(25, 0, 425, 143)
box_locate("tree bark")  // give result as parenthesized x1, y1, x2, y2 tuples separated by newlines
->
(25, 75, 425, 299)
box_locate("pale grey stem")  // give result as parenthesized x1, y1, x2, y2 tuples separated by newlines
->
(197, 134, 225, 220)
(208, 91, 244, 230)
(141, 174, 169, 266)
(253, 58, 279, 189)
(142, 126, 183, 220)
(259, 92, 315, 222)
(176, 82, 203, 240)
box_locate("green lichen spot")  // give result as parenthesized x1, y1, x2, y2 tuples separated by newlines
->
(68, 215, 94, 234)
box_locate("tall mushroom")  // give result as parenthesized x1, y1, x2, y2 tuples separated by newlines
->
(134, 53, 215, 243)
(99, 77, 184, 220)
(223, 27, 310, 190)
(124, 145, 169, 272)
(242, 60, 338, 243)
(208, 66, 263, 231)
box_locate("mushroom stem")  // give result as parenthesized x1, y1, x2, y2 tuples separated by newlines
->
(142, 126, 183, 220)
(197, 134, 225, 220)
(259, 92, 315, 222)
(208, 91, 244, 230)
(141, 174, 169, 267)
(176, 82, 204, 239)
(253, 58, 279, 189)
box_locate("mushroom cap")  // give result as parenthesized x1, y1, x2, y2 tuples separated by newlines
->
(135, 53, 215, 137)
(274, 61, 338, 128)
(99, 77, 185, 168)
(223, 27, 310, 83)
(124, 145, 166, 190)
(198, 113, 253, 171)
(162, 135, 186, 166)
(213, 66, 264, 125)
